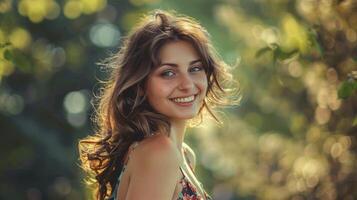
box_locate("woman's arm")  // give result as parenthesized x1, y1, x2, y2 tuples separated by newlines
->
(124, 136, 181, 200)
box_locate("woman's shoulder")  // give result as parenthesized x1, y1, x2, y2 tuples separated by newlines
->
(121, 134, 183, 198)
(129, 133, 181, 168)
(137, 133, 178, 153)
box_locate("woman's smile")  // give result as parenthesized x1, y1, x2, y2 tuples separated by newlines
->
(169, 94, 198, 107)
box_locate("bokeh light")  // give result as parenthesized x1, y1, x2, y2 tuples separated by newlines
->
(64, 1, 82, 19)
(0, 0, 12, 13)
(63, 0, 107, 19)
(9, 27, 32, 49)
(89, 22, 120, 47)
(0, 92, 25, 115)
(63, 89, 90, 127)
(18, 0, 60, 23)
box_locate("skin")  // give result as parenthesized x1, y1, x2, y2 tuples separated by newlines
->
(116, 40, 208, 200)
(145, 39, 208, 151)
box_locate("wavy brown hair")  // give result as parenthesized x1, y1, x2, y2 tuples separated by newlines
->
(78, 9, 241, 200)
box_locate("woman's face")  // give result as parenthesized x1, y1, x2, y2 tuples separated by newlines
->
(145, 40, 208, 121)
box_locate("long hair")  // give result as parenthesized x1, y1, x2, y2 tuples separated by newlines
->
(78, 9, 241, 200)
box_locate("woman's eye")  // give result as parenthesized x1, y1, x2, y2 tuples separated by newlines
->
(161, 70, 175, 77)
(190, 66, 204, 72)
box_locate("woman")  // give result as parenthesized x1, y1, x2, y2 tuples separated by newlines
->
(78, 9, 240, 200)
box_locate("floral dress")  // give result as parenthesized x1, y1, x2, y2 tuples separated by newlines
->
(177, 166, 212, 200)
(108, 142, 212, 200)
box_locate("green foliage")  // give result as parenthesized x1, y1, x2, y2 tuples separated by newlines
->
(338, 72, 357, 99)
(256, 43, 299, 63)
(307, 27, 324, 56)
(10, 49, 32, 72)
(3, 49, 12, 61)
(2, 46, 32, 73)
(0, 42, 11, 48)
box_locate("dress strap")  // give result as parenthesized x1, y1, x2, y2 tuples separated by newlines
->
(182, 147, 195, 172)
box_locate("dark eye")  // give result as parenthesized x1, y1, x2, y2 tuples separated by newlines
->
(161, 70, 175, 77)
(190, 66, 204, 72)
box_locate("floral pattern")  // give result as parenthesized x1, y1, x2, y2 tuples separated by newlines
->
(177, 173, 212, 200)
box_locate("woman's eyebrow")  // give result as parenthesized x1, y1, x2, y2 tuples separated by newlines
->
(158, 59, 202, 68)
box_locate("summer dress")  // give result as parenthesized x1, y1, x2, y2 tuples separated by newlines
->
(108, 141, 213, 200)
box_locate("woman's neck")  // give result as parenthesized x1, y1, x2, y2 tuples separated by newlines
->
(168, 119, 187, 152)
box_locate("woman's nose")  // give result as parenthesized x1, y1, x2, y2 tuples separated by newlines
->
(178, 74, 194, 90)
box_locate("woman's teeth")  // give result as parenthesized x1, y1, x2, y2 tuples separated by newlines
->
(171, 95, 195, 103)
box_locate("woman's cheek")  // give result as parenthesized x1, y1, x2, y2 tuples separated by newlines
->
(161, 80, 177, 91)
(199, 75, 208, 90)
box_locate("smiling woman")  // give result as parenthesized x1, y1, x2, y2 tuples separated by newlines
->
(145, 40, 208, 121)
(78, 9, 241, 200)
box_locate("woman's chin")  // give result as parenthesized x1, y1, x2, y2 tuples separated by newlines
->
(168, 113, 198, 121)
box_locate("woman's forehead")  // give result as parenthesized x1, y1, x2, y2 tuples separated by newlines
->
(157, 40, 200, 63)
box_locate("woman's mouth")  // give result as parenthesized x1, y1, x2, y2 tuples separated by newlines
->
(169, 94, 198, 106)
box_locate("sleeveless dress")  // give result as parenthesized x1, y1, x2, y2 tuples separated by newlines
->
(108, 141, 213, 200)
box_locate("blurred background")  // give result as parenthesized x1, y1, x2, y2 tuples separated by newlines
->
(1, 0, 356, 199)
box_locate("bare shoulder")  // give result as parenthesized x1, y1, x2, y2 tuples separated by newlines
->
(183, 142, 196, 171)
(131, 133, 181, 165)
(124, 134, 181, 199)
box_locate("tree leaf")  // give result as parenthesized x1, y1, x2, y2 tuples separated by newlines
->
(12, 49, 32, 72)
(338, 80, 357, 99)
(255, 46, 272, 58)
(307, 27, 324, 56)
(0, 42, 11, 49)
(257, 43, 299, 63)
(276, 48, 299, 61)
(3, 49, 13, 61)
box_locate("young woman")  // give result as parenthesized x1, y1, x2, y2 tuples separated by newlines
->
(78, 9, 240, 200)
